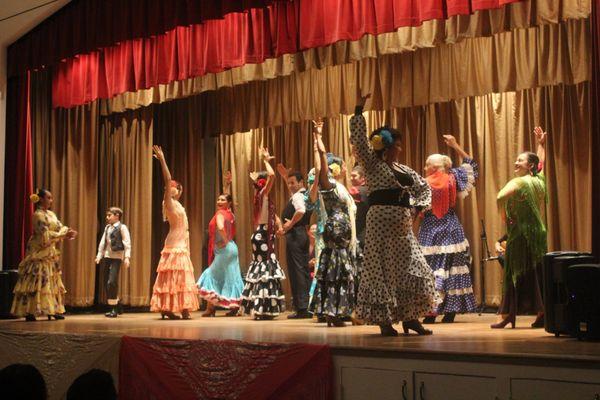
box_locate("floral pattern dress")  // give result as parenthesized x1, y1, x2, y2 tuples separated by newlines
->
(11, 209, 69, 317)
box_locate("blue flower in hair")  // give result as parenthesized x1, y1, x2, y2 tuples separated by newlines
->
(379, 129, 394, 147)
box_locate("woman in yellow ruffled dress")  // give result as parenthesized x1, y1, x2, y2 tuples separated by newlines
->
(11, 189, 78, 321)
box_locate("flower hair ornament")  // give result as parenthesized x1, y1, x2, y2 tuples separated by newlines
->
(370, 129, 394, 151)
(29, 192, 40, 204)
(255, 178, 267, 189)
(329, 163, 341, 178)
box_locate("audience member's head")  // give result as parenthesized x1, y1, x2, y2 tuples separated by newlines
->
(66, 369, 117, 400)
(0, 363, 47, 400)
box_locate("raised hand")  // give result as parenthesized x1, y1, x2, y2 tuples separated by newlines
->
(223, 170, 232, 186)
(152, 145, 164, 161)
(249, 171, 259, 182)
(442, 135, 458, 149)
(277, 163, 290, 180)
(312, 118, 324, 135)
(534, 126, 547, 145)
(356, 93, 372, 108)
(259, 147, 274, 161)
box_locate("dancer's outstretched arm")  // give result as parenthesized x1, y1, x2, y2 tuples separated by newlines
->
(314, 118, 332, 191)
(153, 145, 175, 212)
(222, 170, 232, 195)
(534, 126, 547, 172)
(443, 135, 470, 159)
(277, 163, 292, 196)
(260, 147, 276, 196)
(309, 126, 321, 203)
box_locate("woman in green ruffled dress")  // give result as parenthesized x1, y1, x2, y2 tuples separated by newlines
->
(492, 127, 547, 329)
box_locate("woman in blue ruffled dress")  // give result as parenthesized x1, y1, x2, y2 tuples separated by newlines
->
(418, 135, 477, 324)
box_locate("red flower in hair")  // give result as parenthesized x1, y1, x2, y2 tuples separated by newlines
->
(169, 180, 180, 188)
(256, 178, 267, 189)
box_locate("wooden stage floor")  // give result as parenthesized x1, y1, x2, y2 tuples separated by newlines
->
(1, 312, 599, 367)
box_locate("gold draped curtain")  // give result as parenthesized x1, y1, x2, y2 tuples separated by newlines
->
(31, 71, 100, 307)
(96, 110, 154, 306)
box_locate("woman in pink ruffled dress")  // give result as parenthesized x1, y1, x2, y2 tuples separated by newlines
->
(150, 145, 199, 319)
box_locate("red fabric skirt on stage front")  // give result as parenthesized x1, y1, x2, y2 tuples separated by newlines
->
(119, 336, 332, 400)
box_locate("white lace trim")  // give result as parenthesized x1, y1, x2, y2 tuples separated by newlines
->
(433, 265, 471, 278)
(421, 239, 469, 255)
(457, 162, 475, 199)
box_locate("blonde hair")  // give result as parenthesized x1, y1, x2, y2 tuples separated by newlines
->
(426, 154, 452, 172)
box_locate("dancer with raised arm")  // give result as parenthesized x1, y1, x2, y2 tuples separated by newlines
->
(419, 135, 478, 324)
(240, 147, 286, 319)
(350, 94, 437, 336)
(198, 172, 244, 317)
(492, 127, 548, 329)
(150, 146, 199, 319)
(310, 119, 356, 326)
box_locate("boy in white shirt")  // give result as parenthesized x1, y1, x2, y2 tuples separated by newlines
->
(95, 207, 131, 318)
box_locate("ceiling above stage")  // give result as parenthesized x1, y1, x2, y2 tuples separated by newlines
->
(0, 0, 71, 47)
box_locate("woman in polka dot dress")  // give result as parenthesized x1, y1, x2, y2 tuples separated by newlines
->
(350, 94, 438, 336)
(240, 147, 286, 320)
(418, 135, 478, 324)
(309, 119, 356, 327)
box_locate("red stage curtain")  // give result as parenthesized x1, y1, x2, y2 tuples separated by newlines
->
(52, 0, 522, 108)
(7, 0, 286, 79)
(119, 336, 332, 400)
(2, 73, 34, 267)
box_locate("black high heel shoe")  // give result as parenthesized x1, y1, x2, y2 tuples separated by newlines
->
(326, 315, 346, 327)
(181, 310, 192, 320)
(379, 324, 399, 337)
(441, 312, 456, 323)
(48, 314, 65, 320)
(490, 315, 515, 329)
(531, 314, 544, 328)
(25, 314, 36, 322)
(402, 320, 433, 335)
(161, 311, 181, 320)
(422, 315, 437, 324)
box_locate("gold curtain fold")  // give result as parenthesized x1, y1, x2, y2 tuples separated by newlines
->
(97, 109, 153, 306)
(101, 0, 591, 116)
(215, 83, 590, 306)
(41, 104, 99, 307)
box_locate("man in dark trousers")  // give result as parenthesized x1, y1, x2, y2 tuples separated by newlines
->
(278, 169, 313, 319)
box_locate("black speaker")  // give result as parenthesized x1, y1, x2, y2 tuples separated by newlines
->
(567, 264, 600, 340)
(542, 252, 594, 336)
(0, 269, 19, 319)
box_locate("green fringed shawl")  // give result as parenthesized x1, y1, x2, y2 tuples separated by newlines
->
(499, 173, 547, 288)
